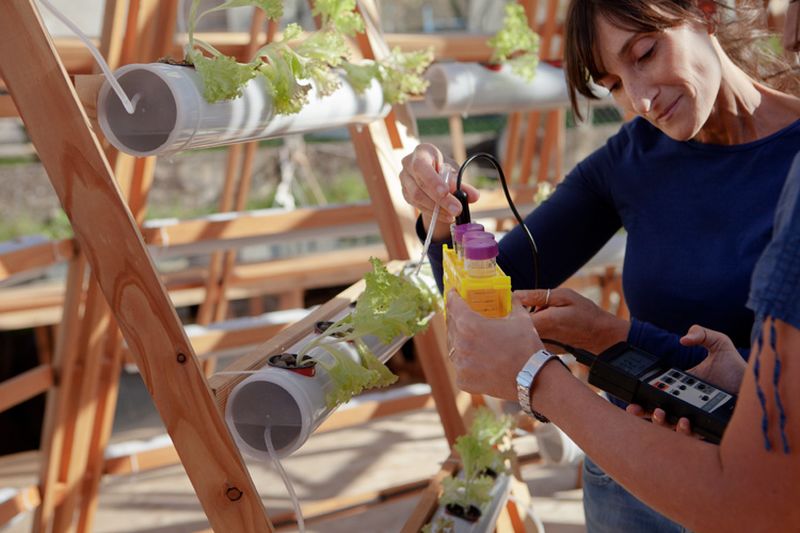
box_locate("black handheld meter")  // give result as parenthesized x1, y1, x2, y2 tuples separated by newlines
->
(550, 341, 737, 444)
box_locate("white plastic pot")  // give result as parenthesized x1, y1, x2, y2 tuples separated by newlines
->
(427, 473, 512, 533)
(533, 422, 585, 466)
(224, 315, 407, 459)
(425, 61, 600, 116)
(97, 63, 389, 157)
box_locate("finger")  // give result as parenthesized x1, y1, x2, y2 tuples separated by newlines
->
(679, 325, 707, 347)
(652, 408, 667, 426)
(676, 417, 692, 436)
(400, 171, 438, 213)
(448, 180, 481, 203)
(514, 289, 549, 307)
(626, 404, 646, 417)
(680, 324, 730, 352)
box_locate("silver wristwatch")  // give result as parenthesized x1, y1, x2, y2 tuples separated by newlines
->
(516, 349, 567, 422)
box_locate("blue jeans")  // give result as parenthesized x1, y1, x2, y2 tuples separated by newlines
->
(582, 455, 690, 533)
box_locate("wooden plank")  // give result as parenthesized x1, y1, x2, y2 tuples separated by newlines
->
(0, 486, 41, 528)
(0, 3, 271, 531)
(0, 365, 53, 413)
(103, 444, 181, 475)
(34, 255, 87, 533)
(100, 392, 435, 476)
(400, 456, 460, 533)
(316, 392, 434, 433)
(0, 239, 75, 282)
(141, 204, 377, 247)
(51, 279, 112, 533)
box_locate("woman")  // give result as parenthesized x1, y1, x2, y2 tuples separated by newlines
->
(446, 151, 800, 531)
(400, 0, 800, 530)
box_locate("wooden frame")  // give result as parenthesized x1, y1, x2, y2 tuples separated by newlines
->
(0, 1, 474, 532)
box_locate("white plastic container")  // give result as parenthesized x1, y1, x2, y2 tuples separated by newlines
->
(425, 61, 605, 116)
(97, 63, 389, 157)
(426, 473, 512, 533)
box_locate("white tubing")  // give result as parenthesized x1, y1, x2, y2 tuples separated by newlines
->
(97, 63, 389, 157)
(424, 61, 606, 116)
(38, 0, 138, 115)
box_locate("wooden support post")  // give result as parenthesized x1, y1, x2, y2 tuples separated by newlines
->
(0, 2, 272, 531)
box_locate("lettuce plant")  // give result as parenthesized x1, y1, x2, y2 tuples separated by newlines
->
(439, 408, 514, 519)
(488, 4, 540, 81)
(296, 258, 439, 408)
(185, 0, 433, 109)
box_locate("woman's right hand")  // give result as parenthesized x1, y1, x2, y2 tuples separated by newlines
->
(399, 144, 480, 241)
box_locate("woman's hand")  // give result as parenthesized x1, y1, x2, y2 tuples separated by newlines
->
(625, 325, 745, 438)
(447, 291, 544, 402)
(680, 324, 746, 394)
(516, 288, 631, 354)
(399, 144, 480, 241)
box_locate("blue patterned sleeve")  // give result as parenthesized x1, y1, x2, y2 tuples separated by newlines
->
(746, 151, 800, 453)
(747, 152, 800, 334)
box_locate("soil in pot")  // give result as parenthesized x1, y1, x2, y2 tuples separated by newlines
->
(444, 503, 482, 523)
(268, 353, 316, 377)
(314, 320, 354, 338)
(480, 467, 498, 480)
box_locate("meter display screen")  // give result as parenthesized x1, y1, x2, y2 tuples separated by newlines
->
(610, 349, 658, 376)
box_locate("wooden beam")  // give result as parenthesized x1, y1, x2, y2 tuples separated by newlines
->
(0, 3, 271, 531)
(0, 365, 53, 413)
(0, 239, 75, 282)
(141, 204, 377, 248)
(400, 456, 460, 533)
(0, 486, 41, 528)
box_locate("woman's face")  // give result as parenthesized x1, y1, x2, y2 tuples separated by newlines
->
(594, 16, 722, 141)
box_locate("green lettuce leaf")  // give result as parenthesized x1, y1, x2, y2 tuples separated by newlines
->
(312, 0, 364, 36)
(487, 4, 540, 81)
(188, 50, 256, 102)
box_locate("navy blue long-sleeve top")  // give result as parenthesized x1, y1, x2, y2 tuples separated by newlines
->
(426, 117, 800, 370)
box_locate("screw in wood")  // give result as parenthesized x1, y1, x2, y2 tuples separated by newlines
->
(176, 352, 187, 364)
(226, 486, 243, 501)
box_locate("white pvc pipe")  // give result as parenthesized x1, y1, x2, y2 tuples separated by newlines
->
(424, 61, 605, 117)
(97, 63, 389, 157)
(427, 474, 512, 533)
(224, 313, 408, 459)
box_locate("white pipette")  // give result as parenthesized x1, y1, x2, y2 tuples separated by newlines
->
(414, 167, 452, 276)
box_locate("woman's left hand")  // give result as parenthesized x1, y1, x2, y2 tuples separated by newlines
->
(516, 288, 630, 354)
(447, 291, 544, 402)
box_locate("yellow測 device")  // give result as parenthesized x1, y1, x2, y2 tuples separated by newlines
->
(442, 244, 511, 318)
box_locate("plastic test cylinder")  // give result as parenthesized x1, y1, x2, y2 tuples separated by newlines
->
(464, 234, 499, 278)
(451, 222, 484, 259)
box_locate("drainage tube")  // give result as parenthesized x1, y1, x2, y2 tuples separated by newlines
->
(97, 63, 389, 157)
(424, 61, 580, 116)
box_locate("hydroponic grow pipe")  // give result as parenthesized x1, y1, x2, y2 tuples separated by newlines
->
(97, 63, 389, 157)
(424, 61, 604, 116)
(223, 310, 409, 459)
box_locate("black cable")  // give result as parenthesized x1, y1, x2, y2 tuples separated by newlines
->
(540, 337, 596, 367)
(455, 152, 540, 290)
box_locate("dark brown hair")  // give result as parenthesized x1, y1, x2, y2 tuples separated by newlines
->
(565, 0, 800, 120)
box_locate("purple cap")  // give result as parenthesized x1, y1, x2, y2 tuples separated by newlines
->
(452, 223, 484, 243)
(463, 231, 495, 244)
(464, 239, 499, 260)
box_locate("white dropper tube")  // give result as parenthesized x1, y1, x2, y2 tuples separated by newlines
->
(38, 0, 139, 115)
(414, 167, 452, 276)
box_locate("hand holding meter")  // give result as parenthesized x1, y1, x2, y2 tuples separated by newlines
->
(547, 340, 737, 444)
